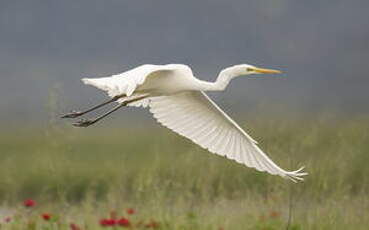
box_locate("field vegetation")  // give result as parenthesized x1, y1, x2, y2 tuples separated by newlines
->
(0, 115, 368, 229)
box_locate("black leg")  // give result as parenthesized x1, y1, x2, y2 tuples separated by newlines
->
(72, 103, 124, 127)
(61, 96, 122, 118)
(72, 95, 148, 127)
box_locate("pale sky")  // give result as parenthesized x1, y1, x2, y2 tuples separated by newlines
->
(1, 0, 368, 125)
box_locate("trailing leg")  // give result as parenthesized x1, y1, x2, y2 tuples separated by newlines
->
(61, 96, 122, 118)
(72, 95, 148, 127)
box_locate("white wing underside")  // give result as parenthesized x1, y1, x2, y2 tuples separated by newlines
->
(148, 92, 306, 182)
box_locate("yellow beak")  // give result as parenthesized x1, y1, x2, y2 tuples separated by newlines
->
(253, 67, 281, 74)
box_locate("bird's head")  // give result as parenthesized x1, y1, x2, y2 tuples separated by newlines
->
(216, 64, 282, 90)
(230, 64, 281, 76)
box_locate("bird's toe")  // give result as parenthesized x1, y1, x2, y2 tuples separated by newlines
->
(61, 110, 83, 118)
(72, 119, 95, 127)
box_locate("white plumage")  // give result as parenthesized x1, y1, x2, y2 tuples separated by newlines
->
(68, 64, 307, 182)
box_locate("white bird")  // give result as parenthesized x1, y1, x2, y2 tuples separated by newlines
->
(62, 64, 307, 182)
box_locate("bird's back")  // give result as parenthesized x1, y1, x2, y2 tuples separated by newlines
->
(82, 64, 194, 97)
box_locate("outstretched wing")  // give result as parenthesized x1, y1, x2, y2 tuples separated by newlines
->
(82, 64, 175, 98)
(149, 91, 307, 182)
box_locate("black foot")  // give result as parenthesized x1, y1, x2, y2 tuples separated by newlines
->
(61, 110, 84, 118)
(72, 119, 96, 127)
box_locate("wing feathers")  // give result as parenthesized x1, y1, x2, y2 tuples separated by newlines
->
(149, 91, 307, 181)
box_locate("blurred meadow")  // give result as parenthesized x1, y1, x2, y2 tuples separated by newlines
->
(0, 114, 368, 229)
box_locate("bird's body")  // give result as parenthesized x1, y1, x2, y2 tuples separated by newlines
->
(64, 64, 307, 182)
(83, 64, 195, 98)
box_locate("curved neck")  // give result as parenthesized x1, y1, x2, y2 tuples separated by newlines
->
(196, 67, 242, 92)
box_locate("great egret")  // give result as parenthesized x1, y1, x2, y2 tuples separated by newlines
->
(62, 64, 307, 182)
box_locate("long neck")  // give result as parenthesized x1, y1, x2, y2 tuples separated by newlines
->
(196, 67, 241, 91)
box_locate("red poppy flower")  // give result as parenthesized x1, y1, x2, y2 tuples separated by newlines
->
(42, 213, 51, 221)
(100, 218, 116, 227)
(70, 223, 82, 230)
(126, 208, 135, 215)
(117, 217, 130, 227)
(24, 199, 35, 208)
(4, 217, 11, 223)
(100, 219, 109, 226)
(108, 219, 116, 226)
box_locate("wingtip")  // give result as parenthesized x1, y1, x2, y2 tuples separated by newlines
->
(285, 166, 308, 182)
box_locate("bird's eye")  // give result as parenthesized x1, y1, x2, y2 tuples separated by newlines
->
(246, 68, 254, 72)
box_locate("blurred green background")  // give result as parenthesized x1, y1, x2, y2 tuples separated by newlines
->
(0, 115, 368, 229)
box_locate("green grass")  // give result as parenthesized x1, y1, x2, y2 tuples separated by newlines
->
(0, 116, 368, 229)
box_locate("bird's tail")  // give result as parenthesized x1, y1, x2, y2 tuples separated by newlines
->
(82, 77, 118, 97)
(82, 77, 108, 90)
